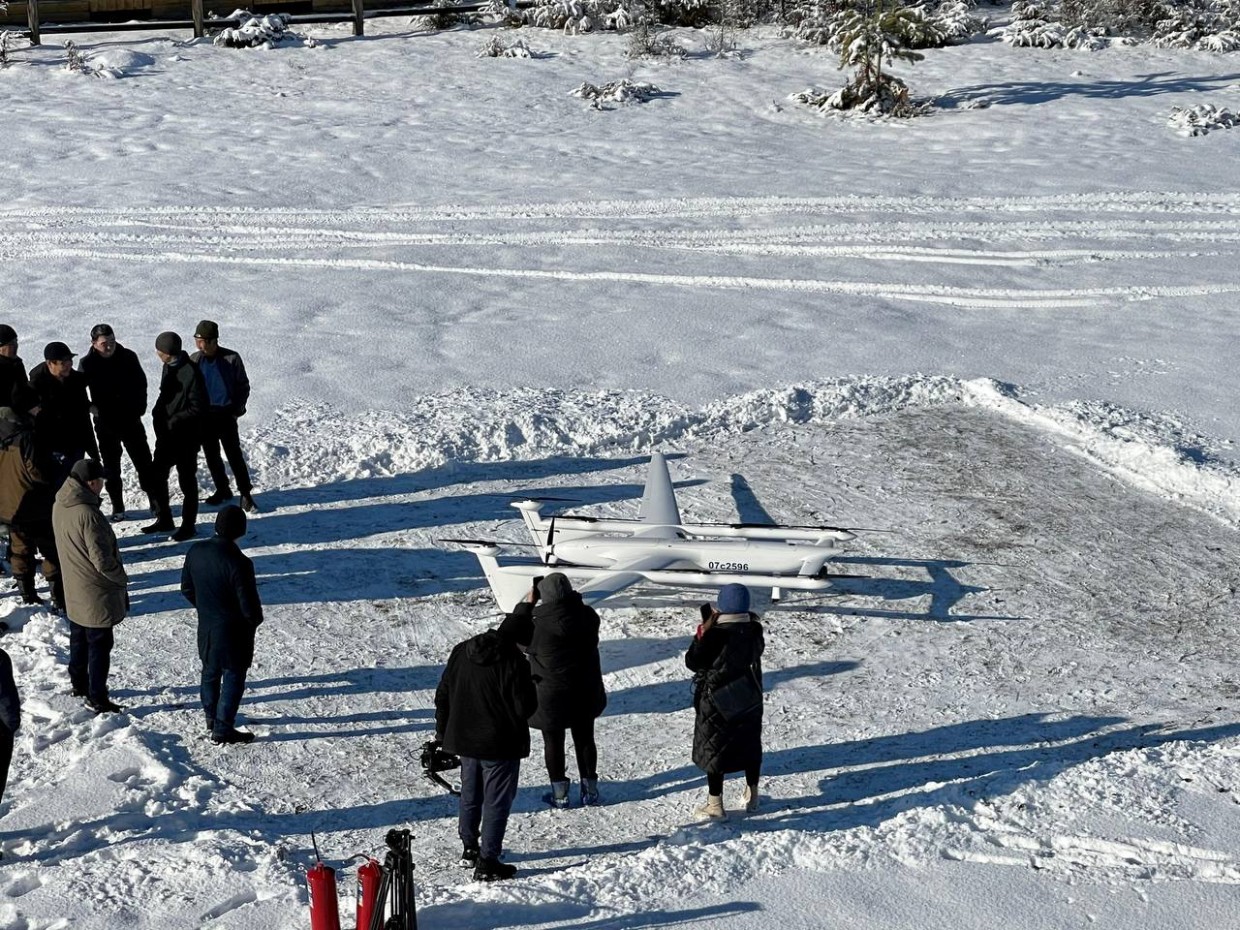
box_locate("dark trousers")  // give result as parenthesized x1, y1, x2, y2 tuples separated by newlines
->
(150, 433, 200, 528)
(201, 663, 248, 735)
(202, 409, 252, 496)
(0, 725, 13, 806)
(707, 766, 761, 795)
(9, 521, 59, 582)
(458, 756, 520, 860)
(68, 623, 115, 703)
(95, 415, 153, 512)
(542, 720, 598, 782)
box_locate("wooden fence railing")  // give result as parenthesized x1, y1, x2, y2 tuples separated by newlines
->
(21, 0, 511, 45)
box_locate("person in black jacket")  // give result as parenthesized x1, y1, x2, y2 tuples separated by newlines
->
(434, 621, 537, 882)
(78, 324, 154, 523)
(29, 342, 100, 490)
(0, 325, 37, 415)
(180, 505, 263, 745)
(0, 646, 20, 845)
(685, 583, 765, 821)
(504, 572, 607, 808)
(191, 321, 257, 514)
(145, 332, 208, 542)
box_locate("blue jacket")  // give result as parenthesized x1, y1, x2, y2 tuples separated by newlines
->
(189, 347, 251, 416)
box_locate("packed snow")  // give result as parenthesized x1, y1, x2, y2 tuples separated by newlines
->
(2, 9, 1240, 930)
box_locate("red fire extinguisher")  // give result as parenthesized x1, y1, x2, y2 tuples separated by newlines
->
(307, 832, 341, 930)
(356, 857, 383, 930)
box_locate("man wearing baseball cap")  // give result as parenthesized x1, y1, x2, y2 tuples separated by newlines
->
(28, 342, 100, 490)
(191, 321, 257, 514)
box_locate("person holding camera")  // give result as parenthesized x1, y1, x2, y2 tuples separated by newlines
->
(434, 616, 537, 881)
(685, 583, 765, 821)
(504, 572, 607, 808)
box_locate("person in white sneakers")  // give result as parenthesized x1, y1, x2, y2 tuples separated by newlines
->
(685, 584, 765, 820)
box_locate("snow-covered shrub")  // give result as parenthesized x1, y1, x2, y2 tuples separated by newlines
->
(789, 0, 983, 48)
(413, 0, 477, 30)
(63, 39, 91, 74)
(1, 30, 17, 70)
(571, 78, 663, 107)
(214, 11, 311, 47)
(650, 0, 713, 24)
(477, 34, 535, 55)
(625, 18, 690, 54)
(1168, 102, 1239, 134)
(511, 0, 642, 31)
(1152, 0, 1240, 47)
(997, 0, 1239, 48)
(994, 1, 1106, 46)
(827, 1, 931, 115)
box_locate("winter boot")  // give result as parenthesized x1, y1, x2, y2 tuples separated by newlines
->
(50, 577, 66, 613)
(742, 783, 760, 813)
(239, 492, 258, 514)
(581, 777, 600, 807)
(695, 793, 727, 821)
(18, 575, 44, 606)
(548, 779, 571, 809)
(170, 524, 197, 542)
(205, 488, 234, 506)
(473, 857, 517, 882)
(458, 844, 480, 868)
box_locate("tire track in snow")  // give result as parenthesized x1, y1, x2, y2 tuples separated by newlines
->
(21, 246, 1240, 308)
(5, 190, 1240, 222)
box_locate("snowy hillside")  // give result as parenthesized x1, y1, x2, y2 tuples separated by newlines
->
(3, 11, 1240, 930)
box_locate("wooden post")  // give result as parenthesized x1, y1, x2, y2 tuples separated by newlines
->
(26, 0, 41, 46)
(351, 0, 364, 36)
(191, 0, 204, 37)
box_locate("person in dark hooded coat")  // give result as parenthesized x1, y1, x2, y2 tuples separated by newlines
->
(504, 571, 607, 808)
(435, 621, 537, 882)
(0, 646, 20, 835)
(180, 505, 263, 745)
(145, 331, 208, 542)
(685, 583, 765, 821)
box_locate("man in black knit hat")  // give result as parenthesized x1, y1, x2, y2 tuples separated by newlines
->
(181, 504, 263, 745)
(144, 332, 208, 542)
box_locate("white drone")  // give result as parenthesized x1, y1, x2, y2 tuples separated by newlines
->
(450, 453, 858, 612)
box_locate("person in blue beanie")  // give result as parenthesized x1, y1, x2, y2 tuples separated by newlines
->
(685, 583, 765, 820)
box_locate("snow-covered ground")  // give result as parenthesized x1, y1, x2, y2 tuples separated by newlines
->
(2, 12, 1240, 929)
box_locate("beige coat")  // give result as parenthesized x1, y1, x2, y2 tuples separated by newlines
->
(52, 477, 128, 628)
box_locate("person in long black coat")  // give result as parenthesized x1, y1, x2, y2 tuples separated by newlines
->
(0, 646, 20, 844)
(180, 505, 263, 745)
(685, 583, 765, 820)
(503, 572, 607, 807)
(78, 324, 154, 521)
(435, 622, 537, 882)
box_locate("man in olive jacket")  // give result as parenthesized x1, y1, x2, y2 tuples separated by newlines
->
(180, 505, 263, 745)
(0, 406, 63, 609)
(52, 458, 129, 714)
(435, 623, 537, 882)
(145, 332, 208, 542)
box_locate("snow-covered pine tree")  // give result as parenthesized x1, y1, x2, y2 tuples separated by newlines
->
(828, 0, 927, 115)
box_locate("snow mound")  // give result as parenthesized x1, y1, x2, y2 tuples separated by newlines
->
(244, 376, 1240, 527)
(84, 48, 157, 78)
(571, 79, 665, 107)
